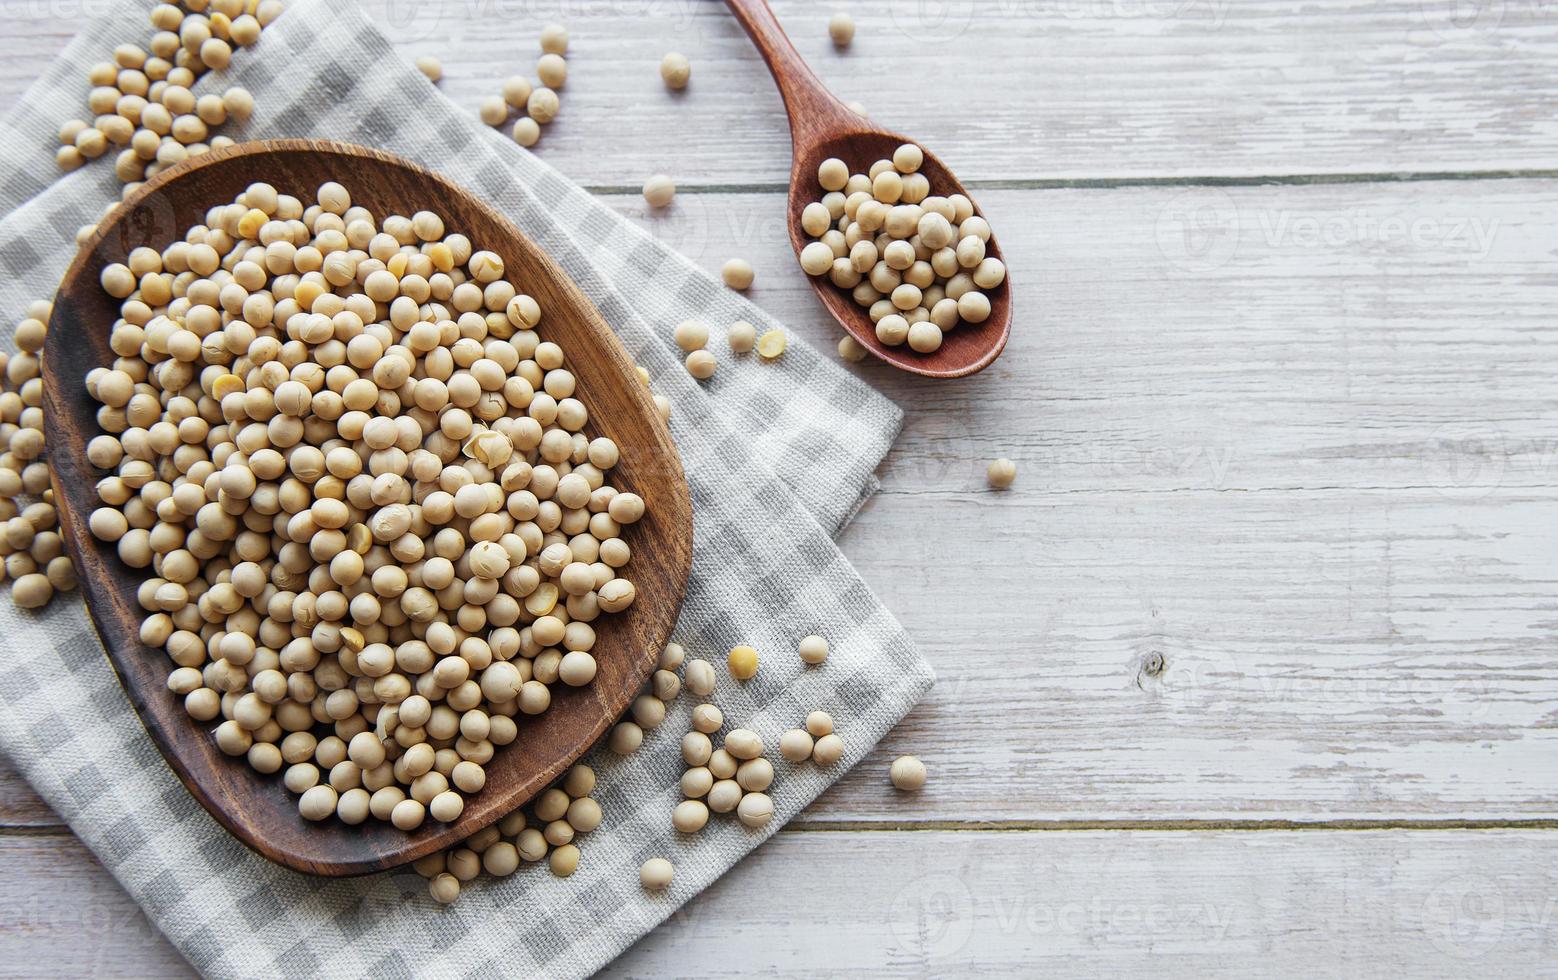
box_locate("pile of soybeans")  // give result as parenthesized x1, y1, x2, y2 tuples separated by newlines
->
(82, 178, 647, 830)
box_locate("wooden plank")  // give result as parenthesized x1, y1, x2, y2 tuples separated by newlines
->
(2, 828, 1556, 975)
(0, 834, 193, 979)
(16, 495, 1556, 826)
(611, 829, 1558, 973)
(12, 508, 1557, 826)
(0, 761, 56, 828)
(613, 181, 1558, 501)
(608, 180, 1558, 507)
(589, 179, 1558, 821)
(819, 490, 1558, 821)
(3, 1, 1558, 185)
(6, 181, 1558, 826)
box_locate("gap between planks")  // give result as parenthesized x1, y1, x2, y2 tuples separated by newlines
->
(9, 818, 1558, 838)
(581, 167, 1558, 197)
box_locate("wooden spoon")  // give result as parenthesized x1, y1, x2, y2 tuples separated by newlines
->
(42, 139, 694, 877)
(725, 0, 1012, 379)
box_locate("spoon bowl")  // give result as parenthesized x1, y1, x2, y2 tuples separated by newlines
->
(42, 139, 694, 876)
(726, 0, 1012, 379)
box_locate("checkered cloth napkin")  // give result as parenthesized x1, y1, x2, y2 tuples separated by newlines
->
(0, 1, 932, 976)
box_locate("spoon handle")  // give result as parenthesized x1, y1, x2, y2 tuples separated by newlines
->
(723, 0, 862, 145)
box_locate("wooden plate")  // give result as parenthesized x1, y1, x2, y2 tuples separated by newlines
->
(42, 139, 693, 876)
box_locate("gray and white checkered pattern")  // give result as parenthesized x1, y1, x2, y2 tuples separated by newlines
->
(0, 1, 933, 976)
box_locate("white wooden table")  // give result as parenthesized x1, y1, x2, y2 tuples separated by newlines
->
(3, 0, 1557, 973)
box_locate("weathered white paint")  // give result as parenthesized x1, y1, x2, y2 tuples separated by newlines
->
(7, 182, 1557, 825)
(593, 181, 1558, 821)
(2, 1, 1557, 185)
(3, 829, 1556, 976)
(2, 0, 1556, 972)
